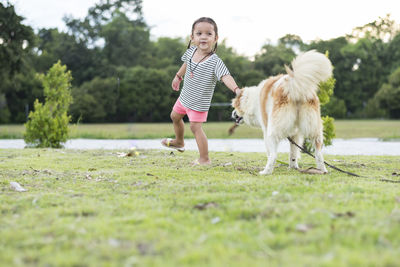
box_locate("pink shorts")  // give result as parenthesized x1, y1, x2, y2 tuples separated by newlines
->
(173, 99, 208, 122)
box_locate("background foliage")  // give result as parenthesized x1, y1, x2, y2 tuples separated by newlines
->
(24, 61, 73, 147)
(1, 2, 400, 123)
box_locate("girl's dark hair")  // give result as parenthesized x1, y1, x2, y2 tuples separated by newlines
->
(187, 17, 218, 52)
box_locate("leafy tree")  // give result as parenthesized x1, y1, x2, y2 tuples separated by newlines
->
(374, 66, 400, 118)
(339, 15, 400, 116)
(3, 69, 42, 123)
(349, 14, 400, 42)
(34, 28, 100, 86)
(24, 61, 73, 147)
(0, 3, 34, 76)
(0, 2, 34, 122)
(278, 34, 304, 52)
(70, 77, 119, 122)
(100, 11, 151, 68)
(254, 42, 296, 76)
(335, 37, 386, 115)
(321, 96, 347, 118)
(64, 0, 145, 45)
(385, 33, 400, 74)
(150, 37, 186, 68)
(117, 66, 174, 122)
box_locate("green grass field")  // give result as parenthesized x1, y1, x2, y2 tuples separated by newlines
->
(1, 120, 400, 139)
(1, 149, 400, 266)
(1, 120, 400, 266)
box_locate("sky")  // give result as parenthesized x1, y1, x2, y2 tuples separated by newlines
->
(7, 0, 400, 57)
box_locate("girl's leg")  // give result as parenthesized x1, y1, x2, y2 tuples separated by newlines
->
(190, 122, 210, 164)
(169, 110, 185, 148)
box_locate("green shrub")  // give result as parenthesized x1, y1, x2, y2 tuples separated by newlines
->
(374, 66, 400, 118)
(321, 96, 347, 118)
(24, 61, 73, 148)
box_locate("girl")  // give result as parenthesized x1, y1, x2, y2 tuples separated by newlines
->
(161, 17, 241, 165)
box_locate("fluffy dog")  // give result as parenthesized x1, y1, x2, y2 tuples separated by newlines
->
(232, 50, 333, 175)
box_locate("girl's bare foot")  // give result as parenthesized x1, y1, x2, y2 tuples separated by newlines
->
(192, 159, 211, 166)
(161, 138, 185, 152)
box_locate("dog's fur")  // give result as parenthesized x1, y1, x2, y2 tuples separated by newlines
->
(232, 50, 333, 175)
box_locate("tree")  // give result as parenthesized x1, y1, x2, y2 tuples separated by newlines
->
(349, 14, 400, 42)
(254, 42, 296, 76)
(331, 37, 387, 115)
(0, 2, 34, 122)
(100, 11, 151, 67)
(34, 28, 100, 86)
(116, 66, 173, 122)
(278, 34, 304, 52)
(70, 77, 119, 122)
(24, 61, 73, 148)
(385, 33, 400, 75)
(374, 66, 400, 118)
(64, 0, 145, 45)
(149, 37, 186, 68)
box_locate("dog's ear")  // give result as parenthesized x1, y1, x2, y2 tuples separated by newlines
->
(231, 98, 236, 108)
(285, 65, 294, 77)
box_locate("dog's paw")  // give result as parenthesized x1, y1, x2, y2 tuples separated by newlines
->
(259, 169, 273, 175)
(289, 164, 299, 169)
(318, 165, 328, 174)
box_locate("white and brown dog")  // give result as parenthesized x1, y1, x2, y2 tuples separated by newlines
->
(232, 50, 333, 175)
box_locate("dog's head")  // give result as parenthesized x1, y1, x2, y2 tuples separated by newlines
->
(231, 110, 244, 125)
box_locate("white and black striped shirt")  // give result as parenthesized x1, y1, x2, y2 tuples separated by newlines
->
(179, 46, 230, 112)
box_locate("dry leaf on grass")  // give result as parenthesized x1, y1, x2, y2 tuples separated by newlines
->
(117, 147, 140, 157)
(296, 223, 314, 233)
(10, 182, 27, 192)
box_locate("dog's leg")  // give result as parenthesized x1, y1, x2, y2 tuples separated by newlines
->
(289, 134, 303, 169)
(314, 136, 328, 173)
(260, 133, 278, 175)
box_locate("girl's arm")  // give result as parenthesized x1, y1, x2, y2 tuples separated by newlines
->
(222, 74, 241, 95)
(172, 63, 187, 91)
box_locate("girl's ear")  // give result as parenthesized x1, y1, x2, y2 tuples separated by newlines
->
(215, 35, 219, 42)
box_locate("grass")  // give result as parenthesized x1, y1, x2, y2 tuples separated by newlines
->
(1, 148, 400, 266)
(1, 119, 400, 140)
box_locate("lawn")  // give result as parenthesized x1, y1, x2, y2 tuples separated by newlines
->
(1, 120, 400, 139)
(1, 148, 400, 266)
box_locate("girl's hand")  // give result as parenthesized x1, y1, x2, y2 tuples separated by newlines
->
(235, 88, 242, 96)
(172, 74, 182, 91)
(171, 76, 181, 91)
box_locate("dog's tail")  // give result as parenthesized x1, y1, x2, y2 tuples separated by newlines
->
(284, 50, 332, 102)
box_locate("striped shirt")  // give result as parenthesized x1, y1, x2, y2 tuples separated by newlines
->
(179, 46, 230, 112)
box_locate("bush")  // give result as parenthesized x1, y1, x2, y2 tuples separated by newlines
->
(24, 61, 73, 148)
(70, 77, 119, 122)
(374, 67, 400, 118)
(321, 96, 347, 118)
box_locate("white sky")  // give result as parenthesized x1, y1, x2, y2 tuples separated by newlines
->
(8, 0, 400, 57)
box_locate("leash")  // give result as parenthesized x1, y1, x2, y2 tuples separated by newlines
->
(228, 115, 399, 183)
(287, 137, 400, 183)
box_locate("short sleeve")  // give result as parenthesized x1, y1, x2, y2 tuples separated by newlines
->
(215, 58, 230, 81)
(181, 46, 196, 62)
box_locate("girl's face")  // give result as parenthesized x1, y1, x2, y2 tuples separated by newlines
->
(191, 22, 218, 53)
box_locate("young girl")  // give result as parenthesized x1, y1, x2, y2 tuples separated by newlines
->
(161, 17, 241, 165)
